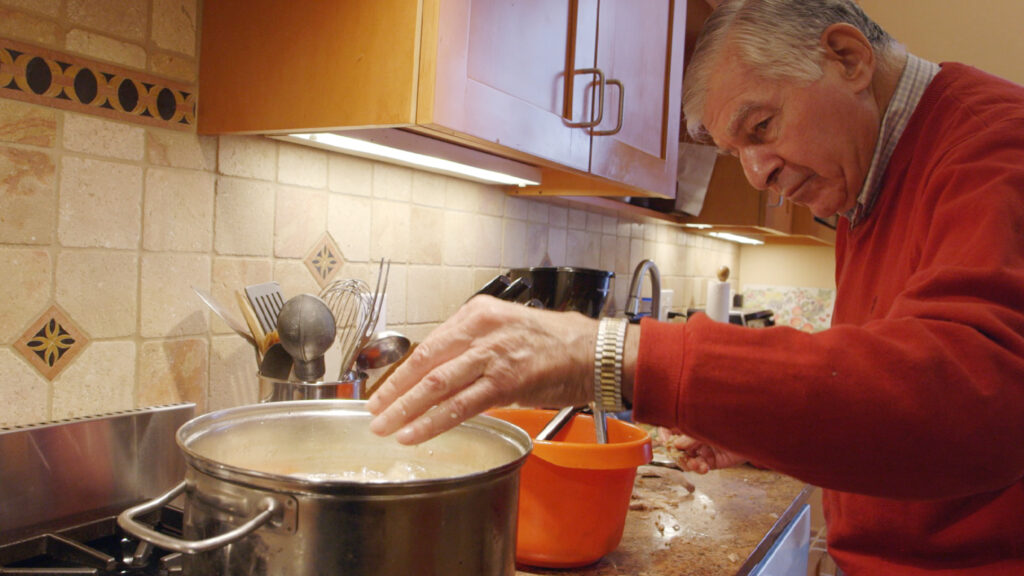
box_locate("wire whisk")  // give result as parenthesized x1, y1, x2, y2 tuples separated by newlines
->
(319, 277, 371, 377)
(318, 258, 391, 378)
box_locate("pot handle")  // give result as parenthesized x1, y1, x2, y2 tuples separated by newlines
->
(117, 481, 280, 554)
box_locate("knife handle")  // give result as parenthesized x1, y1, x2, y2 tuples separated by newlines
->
(473, 274, 512, 299)
(496, 276, 531, 302)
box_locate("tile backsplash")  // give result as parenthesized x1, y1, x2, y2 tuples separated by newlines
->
(0, 0, 738, 427)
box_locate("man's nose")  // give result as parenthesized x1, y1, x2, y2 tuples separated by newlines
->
(739, 146, 781, 190)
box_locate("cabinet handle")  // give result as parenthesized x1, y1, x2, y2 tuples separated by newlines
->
(564, 67, 606, 129)
(766, 191, 785, 208)
(592, 79, 624, 136)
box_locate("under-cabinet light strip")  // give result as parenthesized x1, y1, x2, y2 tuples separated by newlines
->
(708, 231, 765, 245)
(286, 133, 540, 187)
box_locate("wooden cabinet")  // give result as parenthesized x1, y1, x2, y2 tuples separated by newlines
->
(788, 206, 838, 245)
(678, 156, 836, 245)
(426, 0, 592, 173)
(586, 0, 684, 196)
(199, 0, 685, 198)
(509, 0, 685, 198)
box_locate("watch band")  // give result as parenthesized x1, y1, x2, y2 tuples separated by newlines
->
(594, 317, 628, 412)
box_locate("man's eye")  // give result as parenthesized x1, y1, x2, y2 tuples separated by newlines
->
(754, 117, 771, 133)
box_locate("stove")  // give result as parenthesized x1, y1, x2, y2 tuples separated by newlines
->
(0, 504, 183, 575)
(0, 404, 195, 575)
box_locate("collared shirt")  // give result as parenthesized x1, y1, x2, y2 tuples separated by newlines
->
(847, 53, 940, 227)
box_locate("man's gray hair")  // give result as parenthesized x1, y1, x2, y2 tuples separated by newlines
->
(682, 0, 897, 141)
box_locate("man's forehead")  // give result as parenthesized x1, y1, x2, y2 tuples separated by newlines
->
(703, 87, 770, 146)
(703, 54, 759, 127)
(704, 56, 785, 136)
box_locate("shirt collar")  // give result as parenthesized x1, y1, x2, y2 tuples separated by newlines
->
(846, 54, 940, 226)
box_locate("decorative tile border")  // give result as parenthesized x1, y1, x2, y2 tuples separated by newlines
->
(14, 304, 90, 381)
(0, 37, 195, 130)
(305, 233, 344, 288)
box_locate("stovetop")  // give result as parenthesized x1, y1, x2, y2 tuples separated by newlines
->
(0, 404, 195, 575)
(0, 504, 183, 575)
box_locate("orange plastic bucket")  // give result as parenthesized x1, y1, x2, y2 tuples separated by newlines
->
(487, 408, 652, 568)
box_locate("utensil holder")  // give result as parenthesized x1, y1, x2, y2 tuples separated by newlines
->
(258, 371, 366, 403)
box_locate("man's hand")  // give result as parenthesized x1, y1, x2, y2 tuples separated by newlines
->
(659, 428, 747, 474)
(367, 296, 597, 444)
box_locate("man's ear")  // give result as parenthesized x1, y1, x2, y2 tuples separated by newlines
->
(820, 23, 875, 92)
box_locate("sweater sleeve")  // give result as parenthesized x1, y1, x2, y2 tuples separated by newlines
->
(635, 307, 1024, 501)
(632, 121, 1024, 501)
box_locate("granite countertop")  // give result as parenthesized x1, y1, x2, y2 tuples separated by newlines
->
(516, 465, 813, 576)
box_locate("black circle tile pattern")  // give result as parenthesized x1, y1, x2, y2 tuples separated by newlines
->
(25, 56, 51, 95)
(156, 87, 176, 121)
(0, 38, 195, 129)
(74, 68, 99, 104)
(117, 77, 140, 112)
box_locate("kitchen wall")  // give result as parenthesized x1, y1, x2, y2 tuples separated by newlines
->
(738, 244, 836, 333)
(0, 0, 741, 427)
(857, 0, 1024, 86)
(739, 245, 834, 290)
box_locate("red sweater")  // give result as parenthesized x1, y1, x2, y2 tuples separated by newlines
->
(634, 63, 1024, 575)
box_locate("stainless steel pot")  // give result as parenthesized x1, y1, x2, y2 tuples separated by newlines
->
(118, 400, 532, 575)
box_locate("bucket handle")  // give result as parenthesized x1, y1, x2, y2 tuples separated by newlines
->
(117, 481, 280, 554)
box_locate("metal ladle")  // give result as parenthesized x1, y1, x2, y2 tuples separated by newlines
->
(356, 330, 411, 371)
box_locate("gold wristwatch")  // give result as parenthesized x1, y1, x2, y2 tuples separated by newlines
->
(594, 317, 629, 412)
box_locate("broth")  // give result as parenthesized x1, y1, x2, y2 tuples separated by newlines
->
(185, 409, 523, 483)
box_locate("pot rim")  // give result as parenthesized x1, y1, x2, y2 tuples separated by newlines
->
(507, 266, 615, 278)
(176, 400, 533, 494)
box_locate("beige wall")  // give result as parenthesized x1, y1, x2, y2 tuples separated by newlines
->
(858, 0, 1024, 85)
(739, 245, 836, 292)
(0, 0, 746, 427)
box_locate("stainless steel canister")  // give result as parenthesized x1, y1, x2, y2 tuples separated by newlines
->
(119, 400, 532, 576)
(258, 370, 365, 402)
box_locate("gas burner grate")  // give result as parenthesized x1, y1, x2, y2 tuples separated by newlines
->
(0, 507, 183, 576)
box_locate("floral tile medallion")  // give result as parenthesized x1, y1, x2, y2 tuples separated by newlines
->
(304, 233, 343, 288)
(14, 304, 90, 380)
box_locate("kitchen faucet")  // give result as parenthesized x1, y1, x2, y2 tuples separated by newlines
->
(625, 259, 661, 322)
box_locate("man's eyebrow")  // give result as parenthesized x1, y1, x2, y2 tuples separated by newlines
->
(726, 102, 760, 139)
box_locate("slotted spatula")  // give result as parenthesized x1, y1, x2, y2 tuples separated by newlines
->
(245, 281, 285, 336)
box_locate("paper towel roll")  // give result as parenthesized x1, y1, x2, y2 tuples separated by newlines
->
(706, 280, 731, 323)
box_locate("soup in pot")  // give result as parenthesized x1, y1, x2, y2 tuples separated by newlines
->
(184, 406, 524, 483)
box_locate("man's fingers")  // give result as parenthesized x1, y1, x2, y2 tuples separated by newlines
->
(368, 348, 488, 438)
(365, 298, 585, 445)
(389, 374, 505, 445)
(366, 299, 501, 417)
(670, 433, 700, 451)
(366, 340, 434, 415)
(366, 328, 471, 414)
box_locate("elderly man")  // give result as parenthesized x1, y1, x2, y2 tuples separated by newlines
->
(368, 0, 1024, 573)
